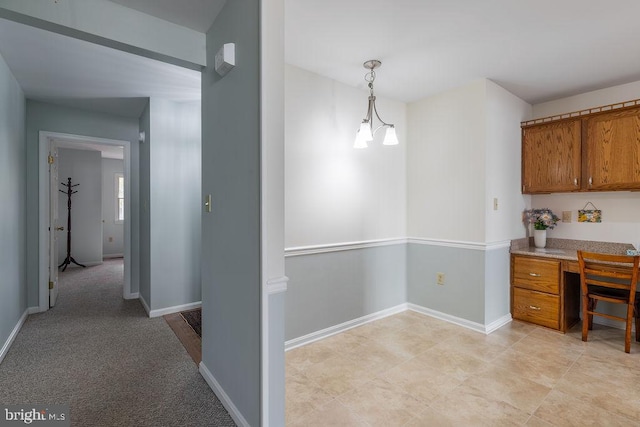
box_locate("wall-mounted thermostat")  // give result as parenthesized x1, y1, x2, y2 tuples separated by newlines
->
(215, 43, 236, 76)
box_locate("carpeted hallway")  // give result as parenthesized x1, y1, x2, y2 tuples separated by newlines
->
(0, 259, 235, 427)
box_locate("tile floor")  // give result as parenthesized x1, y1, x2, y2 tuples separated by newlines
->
(285, 311, 640, 426)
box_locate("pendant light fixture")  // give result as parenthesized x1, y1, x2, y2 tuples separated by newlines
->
(354, 59, 399, 148)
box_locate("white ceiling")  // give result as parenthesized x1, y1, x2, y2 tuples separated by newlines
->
(284, 0, 640, 104)
(0, 17, 201, 118)
(107, 0, 225, 33)
(0, 0, 639, 128)
(55, 138, 125, 160)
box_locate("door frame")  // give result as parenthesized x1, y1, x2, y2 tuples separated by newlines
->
(38, 131, 134, 312)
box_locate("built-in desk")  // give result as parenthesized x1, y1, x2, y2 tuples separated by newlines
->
(509, 238, 634, 333)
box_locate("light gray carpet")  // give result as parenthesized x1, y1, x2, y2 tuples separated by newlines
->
(0, 259, 235, 427)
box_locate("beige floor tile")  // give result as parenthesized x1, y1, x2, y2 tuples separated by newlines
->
(567, 353, 640, 390)
(414, 344, 489, 382)
(288, 399, 367, 427)
(338, 378, 425, 427)
(405, 406, 497, 427)
(492, 347, 573, 388)
(408, 318, 464, 342)
(462, 365, 552, 414)
(525, 415, 554, 426)
(341, 338, 408, 373)
(285, 342, 337, 372)
(554, 369, 640, 421)
(438, 328, 511, 362)
(285, 372, 334, 424)
(510, 333, 584, 364)
(534, 390, 635, 426)
(378, 356, 462, 403)
(431, 382, 531, 426)
(302, 354, 376, 396)
(309, 329, 369, 353)
(372, 327, 439, 359)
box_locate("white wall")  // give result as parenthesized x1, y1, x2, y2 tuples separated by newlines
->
(485, 80, 533, 242)
(407, 80, 487, 242)
(102, 158, 124, 257)
(531, 79, 640, 247)
(57, 148, 103, 266)
(285, 64, 407, 248)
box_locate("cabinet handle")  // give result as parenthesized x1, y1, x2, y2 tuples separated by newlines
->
(588, 177, 593, 187)
(574, 178, 578, 186)
(529, 305, 541, 311)
(528, 273, 541, 277)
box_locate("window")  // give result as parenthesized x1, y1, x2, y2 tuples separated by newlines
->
(116, 173, 124, 223)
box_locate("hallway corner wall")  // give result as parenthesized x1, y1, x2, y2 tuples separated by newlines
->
(0, 50, 27, 362)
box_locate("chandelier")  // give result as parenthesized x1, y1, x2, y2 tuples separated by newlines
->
(354, 59, 398, 148)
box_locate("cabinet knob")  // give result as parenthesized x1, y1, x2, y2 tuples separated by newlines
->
(588, 177, 593, 187)
(529, 305, 542, 311)
(574, 178, 578, 186)
(528, 273, 541, 277)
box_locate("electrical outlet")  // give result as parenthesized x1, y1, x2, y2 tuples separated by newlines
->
(562, 211, 571, 222)
(108, 237, 113, 242)
(493, 198, 498, 211)
(436, 272, 445, 285)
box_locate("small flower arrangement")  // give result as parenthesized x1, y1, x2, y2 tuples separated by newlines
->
(524, 208, 559, 230)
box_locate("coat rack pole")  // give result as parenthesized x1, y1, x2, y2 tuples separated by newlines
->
(58, 177, 86, 271)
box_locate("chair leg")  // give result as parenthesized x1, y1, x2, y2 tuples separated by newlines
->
(588, 299, 597, 330)
(636, 305, 640, 343)
(625, 305, 634, 353)
(582, 295, 590, 342)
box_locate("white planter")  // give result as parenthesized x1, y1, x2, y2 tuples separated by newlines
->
(533, 229, 547, 248)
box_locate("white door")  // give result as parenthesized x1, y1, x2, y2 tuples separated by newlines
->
(49, 143, 60, 307)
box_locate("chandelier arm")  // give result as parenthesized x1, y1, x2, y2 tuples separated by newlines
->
(372, 101, 394, 128)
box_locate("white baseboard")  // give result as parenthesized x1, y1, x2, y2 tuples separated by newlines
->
(407, 303, 488, 334)
(199, 361, 250, 427)
(285, 304, 408, 351)
(139, 295, 150, 316)
(485, 314, 513, 334)
(148, 301, 202, 318)
(103, 253, 124, 259)
(124, 292, 139, 300)
(0, 309, 29, 365)
(27, 306, 42, 315)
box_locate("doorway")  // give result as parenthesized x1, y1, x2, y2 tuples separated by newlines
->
(38, 131, 135, 312)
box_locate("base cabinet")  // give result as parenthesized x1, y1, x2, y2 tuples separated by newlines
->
(511, 254, 580, 332)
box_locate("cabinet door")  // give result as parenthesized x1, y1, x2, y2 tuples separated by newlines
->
(585, 108, 640, 191)
(522, 120, 581, 194)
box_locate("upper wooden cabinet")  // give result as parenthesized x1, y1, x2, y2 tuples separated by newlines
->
(584, 108, 640, 191)
(522, 120, 581, 194)
(521, 102, 640, 194)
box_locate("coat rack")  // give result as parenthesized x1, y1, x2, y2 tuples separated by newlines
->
(59, 177, 86, 271)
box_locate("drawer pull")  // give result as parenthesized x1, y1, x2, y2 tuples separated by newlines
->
(529, 305, 541, 311)
(528, 273, 541, 277)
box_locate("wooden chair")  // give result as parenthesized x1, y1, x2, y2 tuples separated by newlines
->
(577, 250, 640, 353)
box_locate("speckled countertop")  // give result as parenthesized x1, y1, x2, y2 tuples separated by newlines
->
(510, 237, 635, 261)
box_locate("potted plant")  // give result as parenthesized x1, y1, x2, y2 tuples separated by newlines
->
(524, 208, 559, 248)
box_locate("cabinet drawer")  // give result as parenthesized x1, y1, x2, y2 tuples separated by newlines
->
(513, 287, 560, 330)
(513, 256, 560, 294)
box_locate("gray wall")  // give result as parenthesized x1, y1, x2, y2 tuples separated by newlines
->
(102, 158, 124, 257)
(407, 243, 486, 324)
(285, 245, 407, 340)
(26, 100, 141, 305)
(138, 100, 151, 305)
(0, 51, 26, 355)
(57, 148, 103, 265)
(147, 98, 201, 310)
(201, 0, 261, 424)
